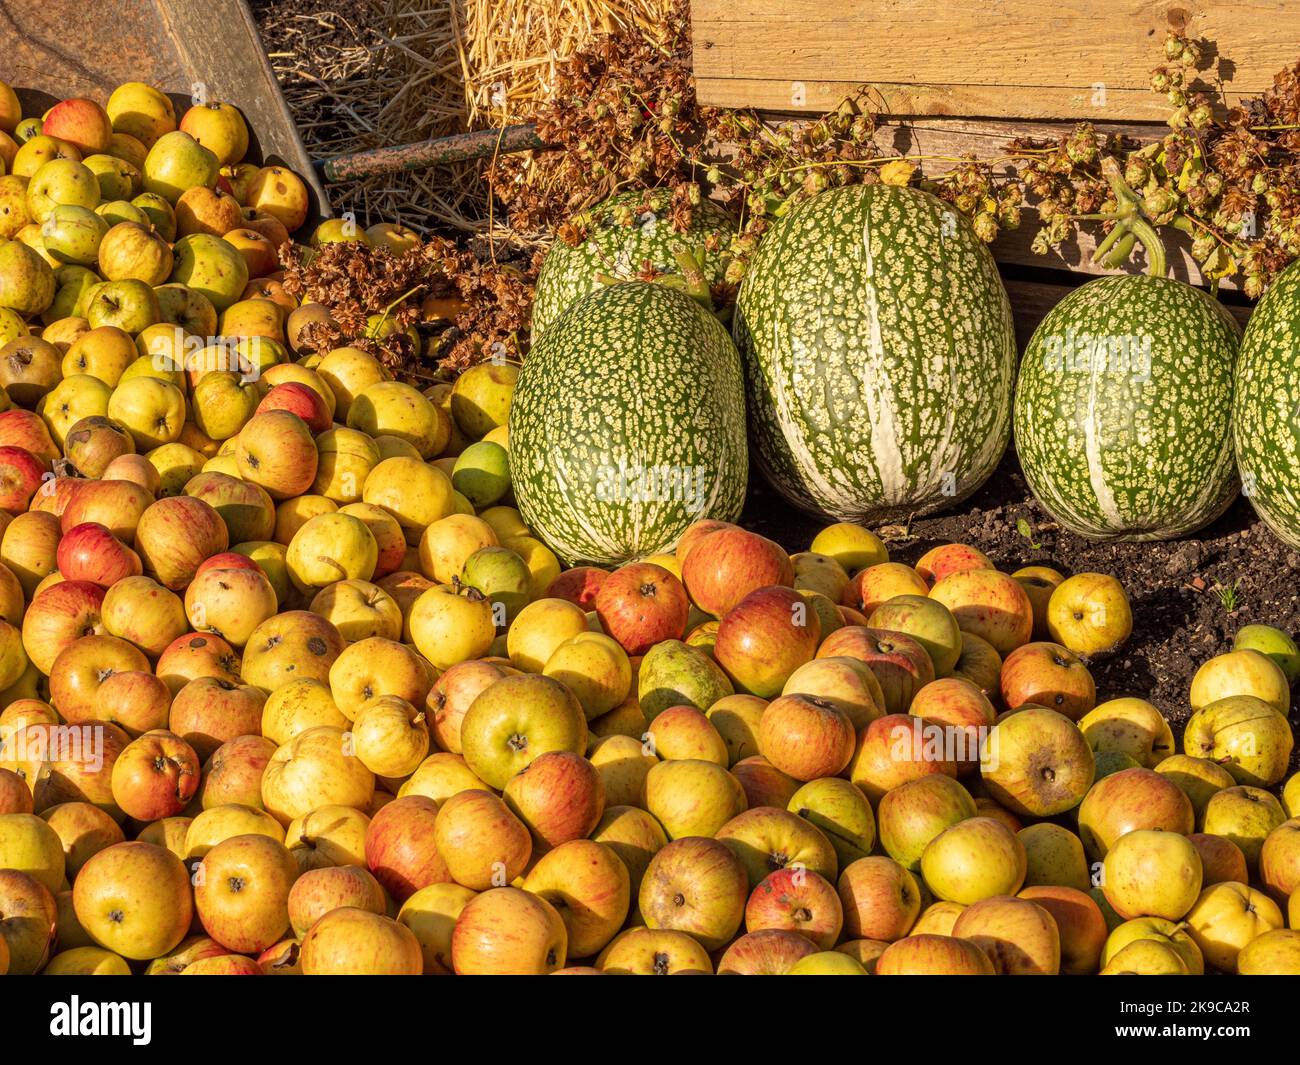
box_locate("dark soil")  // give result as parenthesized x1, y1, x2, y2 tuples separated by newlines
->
(741, 452, 1300, 737)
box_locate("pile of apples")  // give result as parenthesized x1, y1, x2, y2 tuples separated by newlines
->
(1, 83, 1299, 980)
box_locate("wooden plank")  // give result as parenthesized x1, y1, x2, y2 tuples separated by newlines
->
(692, 0, 1300, 121)
(2, 0, 329, 223)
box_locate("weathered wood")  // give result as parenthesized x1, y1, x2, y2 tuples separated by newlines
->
(1, 0, 329, 223)
(692, 0, 1300, 121)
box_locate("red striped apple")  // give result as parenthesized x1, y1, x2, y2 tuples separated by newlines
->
(681, 527, 793, 618)
(715, 586, 821, 697)
(594, 561, 688, 655)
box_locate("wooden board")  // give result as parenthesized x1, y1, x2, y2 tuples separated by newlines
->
(692, 0, 1300, 121)
(1, 0, 330, 223)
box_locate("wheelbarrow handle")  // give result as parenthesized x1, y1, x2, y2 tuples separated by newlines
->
(313, 124, 548, 183)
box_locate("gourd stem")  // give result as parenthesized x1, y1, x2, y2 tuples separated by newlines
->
(1100, 157, 1168, 279)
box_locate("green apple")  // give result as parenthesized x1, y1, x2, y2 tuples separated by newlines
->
(155, 282, 218, 336)
(460, 545, 531, 623)
(25, 158, 100, 223)
(459, 673, 588, 789)
(143, 131, 218, 204)
(0, 239, 55, 315)
(0, 174, 30, 239)
(170, 232, 248, 312)
(131, 192, 176, 241)
(637, 639, 733, 721)
(85, 278, 160, 334)
(82, 153, 141, 201)
(788, 776, 876, 867)
(41, 203, 109, 264)
(0, 307, 27, 342)
(867, 594, 963, 676)
(97, 200, 149, 228)
(452, 441, 510, 507)
(44, 264, 100, 324)
(1233, 624, 1300, 685)
(14, 117, 43, 144)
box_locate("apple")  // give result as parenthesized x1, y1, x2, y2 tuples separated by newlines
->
(425, 659, 513, 755)
(998, 641, 1095, 719)
(285, 804, 370, 872)
(135, 495, 229, 591)
(1237, 929, 1300, 975)
(199, 735, 277, 810)
(363, 794, 448, 900)
(756, 693, 855, 781)
(502, 751, 605, 851)
(396, 882, 477, 975)
(876, 934, 996, 975)
(1260, 819, 1300, 903)
(590, 561, 688, 654)
(951, 895, 1060, 975)
(0, 241, 54, 316)
(1188, 833, 1249, 886)
(787, 777, 876, 867)
(791, 551, 850, 601)
(541, 632, 631, 721)
(1101, 939, 1190, 974)
(1077, 767, 1195, 860)
(597, 926, 711, 974)
(0, 767, 32, 814)
(110, 729, 201, 821)
(61, 478, 153, 543)
(48, 633, 148, 724)
(867, 595, 963, 677)
(3, 721, 128, 818)
(878, 775, 977, 870)
(645, 706, 729, 765)
(72, 841, 192, 961)
(299, 907, 422, 975)
(192, 833, 298, 953)
(1155, 754, 1235, 820)
(1102, 915, 1204, 974)
(406, 585, 497, 671)
(714, 586, 821, 698)
(1046, 572, 1132, 656)
(547, 566, 608, 609)
(1203, 785, 1287, 871)
(782, 656, 884, 730)
(588, 735, 658, 807)
(399, 753, 490, 805)
(920, 816, 1027, 904)
(851, 561, 930, 613)
(846, 713, 957, 803)
(787, 950, 869, 974)
(817, 626, 934, 715)
(235, 410, 318, 501)
(286, 864, 385, 938)
(431, 788, 531, 890)
(242, 610, 346, 692)
(1182, 695, 1292, 788)
(55, 522, 142, 587)
(908, 677, 996, 775)
(0, 869, 57, 974)
(1190, 649, 1290, 713)
(639, 836, 748, 951)
(451, 886, 567, 975)
(730, 756, 800, 809)
(1078, 697, 1175, 769)
(1233, 623, 1300, 684)
(0, 811, 66, 890)
(681, 527, 793, 618)
(43, 99, 112, 155)
(169, 677, 266, 760)
(1018, 822, 1090, 891)
(716, 806, 838, 888)
(980, 706, 1095, 817)
(522, 839, 630, 958)
(643, 758, 747, 839)
(1017, 884, 1106, 974)
(835, 856, 920, 941)
(1185, 881, 1285, 973)
(744, 867, 843, 948)
(1102, 829, 1202, 921)
(261, 724, 373, 826)
(929, 569, 1033, 657)
(716, 928, 818, 975)
(808, 522, 888, 574)
(459, 674, 587, 789)
(636, 638, 733, 721)
(98, 221, 171, 284)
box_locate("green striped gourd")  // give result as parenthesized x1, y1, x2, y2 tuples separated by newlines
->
(509, 281, 748, 565)
(1234, 259, 1300, 546)
(531, 189, 734, 341)
(1015, 275, 1239, 540)
(733, 184, 1016, 522)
